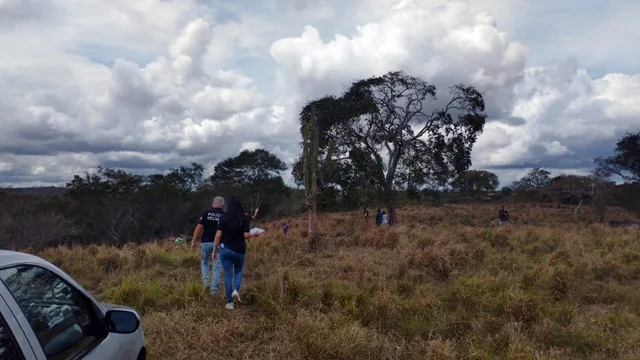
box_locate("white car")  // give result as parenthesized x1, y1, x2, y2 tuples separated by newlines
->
(0, 250, 146, 359)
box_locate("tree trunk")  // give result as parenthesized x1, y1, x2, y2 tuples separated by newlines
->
(596, 205, 606, 223)
(306, 195, 319, 250)
(384, 186, 397, 226)
(573, 198, 583, 221)
(594, 193, 606, 223)
(381, 145, 401, 226)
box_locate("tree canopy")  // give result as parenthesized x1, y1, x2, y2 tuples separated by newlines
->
(511, 167, 551, 191)
(450, 170, 499, 192)
(211, 149, 287, 186)
(295, 70, 487, 224)
(210, 148, 289, 214)
(595, 131, 640, 183)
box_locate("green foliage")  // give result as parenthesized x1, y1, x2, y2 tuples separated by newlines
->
(297, 70, 487, 225)
(317, 186, 340, 211)
(292, 151, 381, 210)
(63, 163, 208, 245)
(500, 186, 513, 196)
(107, 277, 164, 314)
(211, 149, 286, 187)
(595, 131, 640, 182)
(210, 148, 289, 214)
(511, 167, 551, 191)
(450, 170, 499, 192)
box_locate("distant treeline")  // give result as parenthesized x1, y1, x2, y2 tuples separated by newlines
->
(2, 158, 640, 252)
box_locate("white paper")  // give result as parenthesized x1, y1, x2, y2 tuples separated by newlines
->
(250, 227, 265, 234)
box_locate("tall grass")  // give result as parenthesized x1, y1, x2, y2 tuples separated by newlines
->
(36, 204, 640, 359)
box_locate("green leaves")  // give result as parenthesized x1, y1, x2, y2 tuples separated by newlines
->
(511, 168, 551, 191)
(450, 170, 500, 193)
(595, 131, 640, 182)
(210, 148, 289, 213)
(296, 71, 487, 215)
(210, 149, 287, 188)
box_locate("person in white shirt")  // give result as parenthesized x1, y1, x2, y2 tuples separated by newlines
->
(381, 211, 388, 225)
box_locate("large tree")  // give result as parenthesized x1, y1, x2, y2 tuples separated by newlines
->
(450, 170, 499, 192)
(210, 148, 289, 214)
(510, 167, 551, 191)
(543, 174, 612, 221)
(297, 71, 487, 225)
(595, 131, 640, 182)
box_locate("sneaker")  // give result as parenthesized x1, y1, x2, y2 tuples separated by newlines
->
(225, 303, 234, 310)
(232, 289, 241, 303)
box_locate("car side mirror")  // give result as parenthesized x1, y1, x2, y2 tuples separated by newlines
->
(105, 309, 140, 334)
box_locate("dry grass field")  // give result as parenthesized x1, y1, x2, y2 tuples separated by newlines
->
(34, 204, 640, 359)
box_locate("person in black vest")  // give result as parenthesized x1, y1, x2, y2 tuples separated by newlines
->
(191, 196, 225, 295)
(212, 196, 263, 309)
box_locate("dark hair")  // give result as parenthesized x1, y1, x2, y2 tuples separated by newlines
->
(226, 196, 245, 223)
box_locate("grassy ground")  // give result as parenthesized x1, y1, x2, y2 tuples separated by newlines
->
(36, 204, 640, 359)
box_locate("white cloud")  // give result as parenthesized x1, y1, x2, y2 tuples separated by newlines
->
(0, 162, 13, 172)
(240, 142, 263, 152)
(0, 0, 639, 188)
(477, 60, 640, 174)
(542, 141, 571, 157)
(271, 1, 527, 98)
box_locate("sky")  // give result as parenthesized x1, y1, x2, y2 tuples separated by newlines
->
(1, 0, 639, 188)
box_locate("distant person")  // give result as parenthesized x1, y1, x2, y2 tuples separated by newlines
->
(381, 211, 388, 225)
(212, 196, 263, 309)
(245, 206, 259, 225)
(363, 207, 369, 220)
(282, 222, 289, 238)
(191, 196, 225, 295)
(498, 205, 510, 225)
(375, 208, 383, 226)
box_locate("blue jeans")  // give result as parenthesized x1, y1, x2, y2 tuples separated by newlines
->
(200, 243, 222, 293)
(219, 246, 246, 303)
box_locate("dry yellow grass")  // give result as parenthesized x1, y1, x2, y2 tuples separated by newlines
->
(33, 204, 640, 359)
